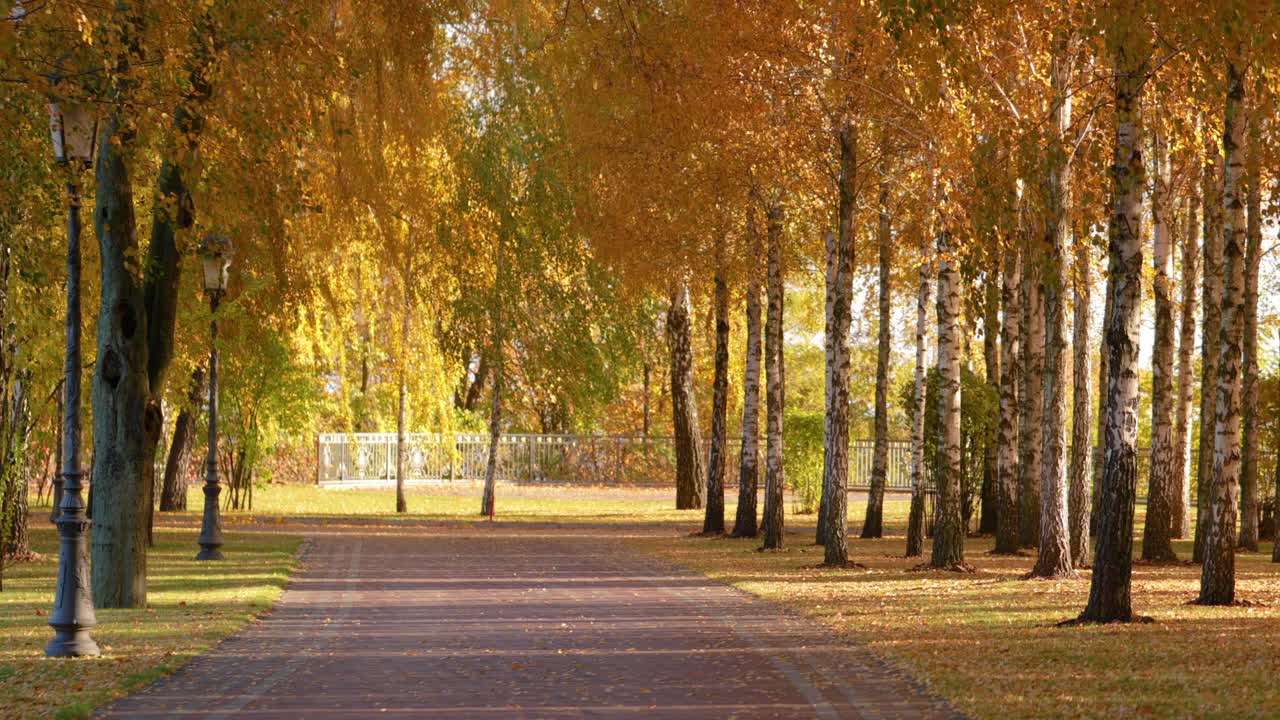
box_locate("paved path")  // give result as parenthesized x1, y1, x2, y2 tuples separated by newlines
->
(99, 527, 959, 719)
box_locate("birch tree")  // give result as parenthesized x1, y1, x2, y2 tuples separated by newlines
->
(994, 238, 1022, 555)
(1078, 5, 1149, 623)
(905, 229, 932, 557)
(1029, 30, 1076, 579)
(761, 200, 786, 551)
(864, 161, 893, 541)
(1194, 138, 1224, 563)
(1142, 126, 1178, 561)
(1173, 186, 1201, 540)
(702, 246, 730, 535)
(732, 226, 763, 538)
(668, 281, 705, 511)
(1068, 231, 1093, 566)
(929, 218, 965, 570)
(818, 120, 856, 560)
(1199, 59, 1247, 606)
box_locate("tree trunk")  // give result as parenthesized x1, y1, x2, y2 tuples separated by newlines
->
(761, 200, 786, 550)
(1030, 33, 1075, 579)
(1237, 127, 1261, 552)
(1078, 19, 1148, 623)
(818, 122, 857, 558)
(1173, 186, 1201, 540)
(703, 253, 730, 535)
(479, 363, 502, 518)
(1019, 258, 1044, 549)
(641, 362, 651, 436)
(395, 275, 410, 514)
(159, 368, 203, 512)
(480, 238, 505, 518)
(1069, 231, 1093, 566)
(1143, 127, 1178, 562)
(92, 7, 215, 608)
(1272, 448, 1280, 562)
(930, 215, 965, 570)
(1090, 261, 1114, 536)
(395, 367, 408, 514)
(979, 261, 1000, 538)
(732, 234, 763, 539)
(865, 162, 892, 540)
(1199, 61, 1247, 606)
(995, 234, 1022, 555)
(668, 281, 705, 510)
(90, 108, 158, 610)
(1194, 133, 1225, 564)
(906, 230, 933, 557)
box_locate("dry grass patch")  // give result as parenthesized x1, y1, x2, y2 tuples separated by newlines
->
(631, 528, 1280, 720)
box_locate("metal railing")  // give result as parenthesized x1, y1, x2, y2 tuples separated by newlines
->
(315, 433, 926, 491)
(315, 431, 1275, 500)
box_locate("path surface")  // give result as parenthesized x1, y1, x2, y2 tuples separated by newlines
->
(98, 526, 959, 719)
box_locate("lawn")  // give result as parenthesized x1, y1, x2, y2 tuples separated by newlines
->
(164, 483, 899, 527)
(0, 526, 301, 720)
(630, 521, 1280, 720)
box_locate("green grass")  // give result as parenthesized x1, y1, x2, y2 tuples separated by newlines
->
(0, 526, 301, 720)
(163, 484, 913, 527)
(631, 519, 1280, 720)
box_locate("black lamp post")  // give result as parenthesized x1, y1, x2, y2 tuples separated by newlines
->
(46, 99, 100, 658)
(196, 234, 231, 561)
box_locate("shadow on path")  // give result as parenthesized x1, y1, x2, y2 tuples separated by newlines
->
(97, 526, 961, 719)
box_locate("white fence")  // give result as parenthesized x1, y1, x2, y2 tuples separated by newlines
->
(315, 433, 925, 491)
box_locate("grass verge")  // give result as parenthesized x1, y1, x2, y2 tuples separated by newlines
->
(0, 526, 301, 720)
(629, 524, 1280, 720)
(148, 485, 910, 527)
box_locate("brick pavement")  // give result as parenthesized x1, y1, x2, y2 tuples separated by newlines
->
(97, 527, 961, 719)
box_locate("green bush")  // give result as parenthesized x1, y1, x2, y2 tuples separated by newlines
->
(784, 411, 825, 514)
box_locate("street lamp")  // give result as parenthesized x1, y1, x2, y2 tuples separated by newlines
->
(46, 98, 100, 658)
(196, 234, 232, 561)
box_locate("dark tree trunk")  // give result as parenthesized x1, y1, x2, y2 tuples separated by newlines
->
(702, 254, 730, 535)
(92, 6, 215, 608)
(159, 368, 203, 512)
(1090, 259, 1114, 536)
(1237, 127, 1261, 552)
(395, 274, 411, 515)
(1078, 20, 1149, 623)
(979, 265, 1000, 538)
(1069, 230, 1093, 566)
(1199, 61, 1247, 606)
(1019, 264, 1044, 549)
(761, 200, 786, 550)
(668, 281, 704, 510)
(732, 238, 763, 539)
(479, 364, 502, 518)
(90, 108, 157, 610)
(864, 159, 891, 541)
(1271, 449, 1280, 562)
(641, 362, 651, 436)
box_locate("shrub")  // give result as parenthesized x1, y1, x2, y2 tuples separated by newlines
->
(783, 411, 825, 514)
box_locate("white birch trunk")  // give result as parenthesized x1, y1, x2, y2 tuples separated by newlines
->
(1143, 127, 1178, 561)
(1199, 61, 1247, 605)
